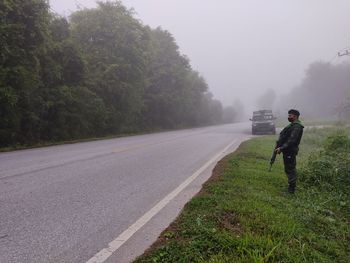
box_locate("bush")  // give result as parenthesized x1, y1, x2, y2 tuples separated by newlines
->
(300, 132, 350, 194)
(324, 133, 350, 152)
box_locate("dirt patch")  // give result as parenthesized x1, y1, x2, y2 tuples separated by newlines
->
(219, 212, 244, 237)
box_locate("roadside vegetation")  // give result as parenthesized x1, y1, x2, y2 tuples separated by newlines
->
(275, 118, 349, 129)
(1, 1, 236, 149)
(136, 127, 350, 262)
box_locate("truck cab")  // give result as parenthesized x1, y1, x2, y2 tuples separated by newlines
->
(250, 110, 276, 135)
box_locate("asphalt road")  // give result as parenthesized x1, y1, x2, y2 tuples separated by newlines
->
(0, 123, 251, 263)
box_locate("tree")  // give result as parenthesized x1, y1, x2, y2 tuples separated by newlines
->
(222, 106, 236, 123)
(0, 0, 50, 145)
(39, 15, 107, 140)
(0, 0, 226, 147)
(232, 99, 245, 121)
(335, 98, 350, 120)
(278, 61, 350, 118)
(143, 27, 223, 128)
(70, 1, 150, 133)
(143, 27, 194, 128)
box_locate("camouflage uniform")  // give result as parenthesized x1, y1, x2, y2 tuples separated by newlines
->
(277, 120, 304, 193)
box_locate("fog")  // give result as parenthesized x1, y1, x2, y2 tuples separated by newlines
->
(50, 0, 350, 117)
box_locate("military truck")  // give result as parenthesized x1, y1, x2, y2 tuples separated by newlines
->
(250, 110, 276, 135)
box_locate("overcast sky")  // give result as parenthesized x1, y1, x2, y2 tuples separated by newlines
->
(50, 0, 350, 112)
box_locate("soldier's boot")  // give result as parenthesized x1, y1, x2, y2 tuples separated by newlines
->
(288, 183, 296, 194)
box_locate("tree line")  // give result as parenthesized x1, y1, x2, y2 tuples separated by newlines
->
(0, 0, 235, 148)
(276, 61, 350, 120)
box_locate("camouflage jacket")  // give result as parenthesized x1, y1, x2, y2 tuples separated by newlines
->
(277, 120, 304, 154)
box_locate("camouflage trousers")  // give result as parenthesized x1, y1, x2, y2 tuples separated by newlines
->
(283, 152, 297, 192)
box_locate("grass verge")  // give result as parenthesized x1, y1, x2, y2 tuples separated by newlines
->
(135, 127, 349, 263)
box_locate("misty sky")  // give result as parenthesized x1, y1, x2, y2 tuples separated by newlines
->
(50, 0, 350, 112)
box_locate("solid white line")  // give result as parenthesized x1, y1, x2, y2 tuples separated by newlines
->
(86, 138, 239, 263)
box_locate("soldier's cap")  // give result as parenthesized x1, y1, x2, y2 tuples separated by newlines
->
(288, 109, 300, 117)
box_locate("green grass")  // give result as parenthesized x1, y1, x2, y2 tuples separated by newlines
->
(276, 118, 349, 128)
(135, 128, 350, 263)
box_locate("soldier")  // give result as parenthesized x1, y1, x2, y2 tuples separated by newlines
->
(275, 109, 304, 193)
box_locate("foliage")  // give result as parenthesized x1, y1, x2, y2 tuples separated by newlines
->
(0, 0, 50, 145)
(300, 131, 350, 194)
(222, 106, 236, 124)
(335, 98, 350, 120)
(0, 0, 232, 147)
(278, 61, 350, 119)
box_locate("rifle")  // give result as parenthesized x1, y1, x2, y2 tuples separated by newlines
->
(269, 142, 278, 172)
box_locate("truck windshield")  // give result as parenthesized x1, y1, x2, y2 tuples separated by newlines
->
(253, 115, 273, 121)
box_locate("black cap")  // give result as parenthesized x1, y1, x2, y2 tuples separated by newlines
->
(288, 109, 300, 117)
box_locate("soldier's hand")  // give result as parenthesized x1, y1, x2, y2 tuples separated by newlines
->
(275, 147, 282, 154)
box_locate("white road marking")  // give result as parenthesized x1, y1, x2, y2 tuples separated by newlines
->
(86, 138, 239, 263)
